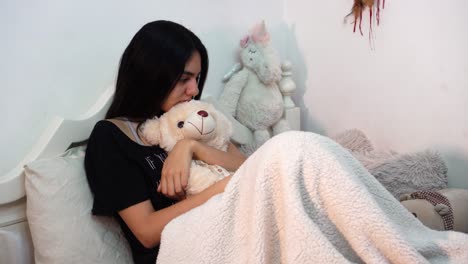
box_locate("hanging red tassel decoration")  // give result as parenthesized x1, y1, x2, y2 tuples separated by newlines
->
(346, 0, 385, 37)
(376, 0, 381, 25)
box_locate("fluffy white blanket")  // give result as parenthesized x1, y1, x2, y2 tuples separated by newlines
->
(157, 131, 468, 264)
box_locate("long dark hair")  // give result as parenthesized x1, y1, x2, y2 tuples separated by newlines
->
(106, 20, 209, 121)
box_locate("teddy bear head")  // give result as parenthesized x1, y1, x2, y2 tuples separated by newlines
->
(140, 100, 233, 152)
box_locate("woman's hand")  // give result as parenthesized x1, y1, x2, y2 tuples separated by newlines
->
(158, 137, 243, 200)
(158, 139, 195, 200)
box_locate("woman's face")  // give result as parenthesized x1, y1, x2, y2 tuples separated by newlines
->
(161, 51, 202, 112)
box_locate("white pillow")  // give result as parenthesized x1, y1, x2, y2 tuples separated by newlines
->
(24, 146, 132, 264)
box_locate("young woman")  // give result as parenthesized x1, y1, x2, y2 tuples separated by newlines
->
(84, 20, 245, 264)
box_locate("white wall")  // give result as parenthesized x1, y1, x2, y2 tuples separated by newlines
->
(0, 0, 286, 176)
(3, 0, 467, 189)
(284, 0, 468, 188)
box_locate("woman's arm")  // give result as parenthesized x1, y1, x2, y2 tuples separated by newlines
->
(192, 141, 246, 171)
(119, 175, 231, 248)
(158, 139, 246, 199)
(121, 140, 243, 248)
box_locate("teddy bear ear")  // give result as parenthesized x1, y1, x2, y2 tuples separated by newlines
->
(140, 118, 161, 145)
(434, 204, 450, 216)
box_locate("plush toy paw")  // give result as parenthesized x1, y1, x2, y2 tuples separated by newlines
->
(399, 193, 412, 201)
(434, 204, 450, 216)
(272, 119, 291, 135)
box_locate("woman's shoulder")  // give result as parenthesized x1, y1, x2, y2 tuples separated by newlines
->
(85, 120, 134, 162)
(91, 119, 120, 136)
(88, 119, 130, 145)
(88, 119, 155, 149)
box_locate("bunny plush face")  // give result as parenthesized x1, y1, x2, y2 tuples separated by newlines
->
(141, 100, 233, 152)
(239, 21, 281, 86)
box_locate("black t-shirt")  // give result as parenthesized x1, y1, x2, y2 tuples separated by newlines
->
(84, 120, 175, 264)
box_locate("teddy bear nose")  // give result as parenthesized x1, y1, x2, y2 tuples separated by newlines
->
(197, 110, 208, 117)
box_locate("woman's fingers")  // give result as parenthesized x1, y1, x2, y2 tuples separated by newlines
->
(160, 171, 167, 195)
(173, 173, 186, 198)
(180, 170, 189, 191)
(159, 164, 170, 195)
(159, 166, 186, 200)
(158, 139, 193, 200)
(166, 174, 176, 197)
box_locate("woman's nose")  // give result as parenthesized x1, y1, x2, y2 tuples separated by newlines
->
(186, 78, 199, 97)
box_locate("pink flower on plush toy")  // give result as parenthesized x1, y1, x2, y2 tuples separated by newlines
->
(239, 21, 270, 48)
(240, 35, 250, 48)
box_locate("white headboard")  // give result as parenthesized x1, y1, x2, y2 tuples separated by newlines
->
(0, 86, 114, 205)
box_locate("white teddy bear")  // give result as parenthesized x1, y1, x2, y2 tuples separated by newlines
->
(140, 100, 233, 195)
(219, 21, 290, 155)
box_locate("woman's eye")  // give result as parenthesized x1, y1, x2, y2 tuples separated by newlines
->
(177, 121, 184, 128)
(179, 78, 189, 83)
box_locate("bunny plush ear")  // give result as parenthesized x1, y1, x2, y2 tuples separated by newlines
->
(140, 117, 161, 146)
(250, 20, 270, 45)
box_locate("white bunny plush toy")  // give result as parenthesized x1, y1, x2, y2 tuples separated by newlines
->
(140, 100, 233, 195)
(219, 21, 291, 155)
